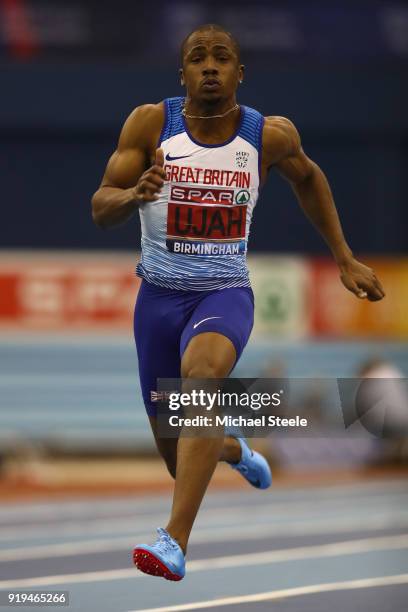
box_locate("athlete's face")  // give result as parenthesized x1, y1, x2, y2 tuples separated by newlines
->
(180, 31, 244, 103)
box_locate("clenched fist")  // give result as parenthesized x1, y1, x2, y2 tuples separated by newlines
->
(132, 148, 166, 203)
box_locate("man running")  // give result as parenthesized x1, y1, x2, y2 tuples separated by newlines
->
(91, 23, 385, 581)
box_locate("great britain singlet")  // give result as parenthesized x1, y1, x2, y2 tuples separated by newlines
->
(136, 96, 264, 291)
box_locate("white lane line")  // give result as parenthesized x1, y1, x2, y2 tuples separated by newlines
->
(1, 493, 407, 542)
(0, 517, 163, 543)
(0, 537, 136, 561)
(0, 480, 405, 523)
(128, 574, 408, 612)
(0, 497, 167, 521)
(1, 514, 408, 562)
(0, 534, 407, 588)
(0, 504, 408, 548)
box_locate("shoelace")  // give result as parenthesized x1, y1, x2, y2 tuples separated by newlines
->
(157, 528, 180, 551)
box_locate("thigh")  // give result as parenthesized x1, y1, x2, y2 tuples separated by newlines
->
(181, 332, 236, 379)
(180, 287, 255, 375)
(134, 281, 185, 416)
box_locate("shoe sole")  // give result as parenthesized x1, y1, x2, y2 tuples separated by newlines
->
(133, 548, 183, 581)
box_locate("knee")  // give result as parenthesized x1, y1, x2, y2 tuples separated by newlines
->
(181, 363, 225, 408)
(182, 362, 223, 380)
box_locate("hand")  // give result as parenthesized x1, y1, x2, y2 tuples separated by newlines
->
(339, 258, 385, 301)
(132, 148, 166, 203)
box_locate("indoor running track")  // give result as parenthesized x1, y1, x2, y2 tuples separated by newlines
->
(0, 477, 407, 611)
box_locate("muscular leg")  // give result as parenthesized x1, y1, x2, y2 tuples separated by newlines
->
(149, 414, 241, 481)
(164, 331, 238, 554)
(138, 284, 250, 483)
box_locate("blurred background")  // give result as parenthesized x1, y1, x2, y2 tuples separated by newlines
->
(1, 0, 408, 496)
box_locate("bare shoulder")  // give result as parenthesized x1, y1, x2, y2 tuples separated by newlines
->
(262, 115, 301, 166)
(118, 101, 165, 152)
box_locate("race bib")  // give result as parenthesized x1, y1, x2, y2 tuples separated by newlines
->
(166, 185, 248, 256)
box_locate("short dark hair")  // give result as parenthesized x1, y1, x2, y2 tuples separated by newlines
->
(180, 24, 240, 64)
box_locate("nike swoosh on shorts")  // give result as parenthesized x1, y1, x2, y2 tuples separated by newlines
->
(165, 153, 192, 161)
(193, 316, 222, 329)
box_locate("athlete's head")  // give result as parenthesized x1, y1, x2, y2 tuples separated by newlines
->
(179, 24, 244, 105)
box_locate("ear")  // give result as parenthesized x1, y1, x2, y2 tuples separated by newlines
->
(179, 68, 185, 87)
(239, 64, 245, 84)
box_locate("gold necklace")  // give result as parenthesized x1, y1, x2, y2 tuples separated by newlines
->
(182, 102, 239, 120)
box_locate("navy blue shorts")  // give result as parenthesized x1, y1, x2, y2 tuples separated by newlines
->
(134, 279, 254, 416)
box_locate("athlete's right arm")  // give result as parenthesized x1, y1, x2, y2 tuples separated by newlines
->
(91, 104, 165, 229)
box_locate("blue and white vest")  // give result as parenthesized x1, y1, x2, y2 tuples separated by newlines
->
(136, 96, 264, 290)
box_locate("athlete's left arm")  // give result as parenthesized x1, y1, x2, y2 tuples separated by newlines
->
(263, 116, 385, 301)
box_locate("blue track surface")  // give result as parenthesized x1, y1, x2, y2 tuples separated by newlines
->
(0, 477, 407, 611)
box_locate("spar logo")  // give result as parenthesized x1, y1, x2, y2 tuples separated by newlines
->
(170, 185, 234, 205)
(235, 190, 250, 204)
